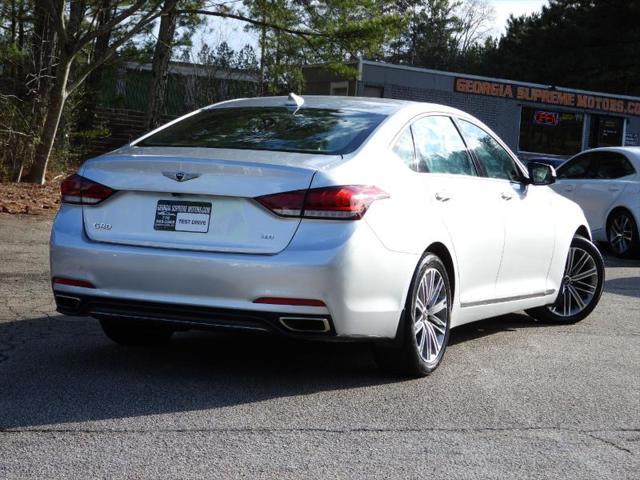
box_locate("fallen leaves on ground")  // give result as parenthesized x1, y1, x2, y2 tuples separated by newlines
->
(0, 173, 67, 216)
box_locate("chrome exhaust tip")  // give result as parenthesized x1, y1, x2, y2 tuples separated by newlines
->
(54, 294, 82, 314)
(279, 317, 330, 333)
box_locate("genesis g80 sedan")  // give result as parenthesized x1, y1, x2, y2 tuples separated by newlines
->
(50, 95, 605, 376)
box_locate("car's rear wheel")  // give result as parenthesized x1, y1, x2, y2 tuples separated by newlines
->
(526, 235, 604, 324)
(99, 318, 174, 346)
(374, 253, 451, 377)
(607, 209, 639, 258)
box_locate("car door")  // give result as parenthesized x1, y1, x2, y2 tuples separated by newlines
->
(410, 115, 505, 306)
(571, 151, 636, 234)
(553, 152, 594, 201)
(456, 119, 555, 301)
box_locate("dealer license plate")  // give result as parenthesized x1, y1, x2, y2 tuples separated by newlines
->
(153, 200, 212, 233)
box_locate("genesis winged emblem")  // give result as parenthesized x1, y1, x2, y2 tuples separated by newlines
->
(162, 171, 201, 182)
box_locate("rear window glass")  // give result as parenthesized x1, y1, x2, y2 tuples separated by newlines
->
(137, 107, 387, 155)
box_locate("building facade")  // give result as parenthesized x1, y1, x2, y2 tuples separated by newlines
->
(303, 60, 640, 162)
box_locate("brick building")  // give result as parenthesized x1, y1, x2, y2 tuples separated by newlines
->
(303, 60, 640, 162)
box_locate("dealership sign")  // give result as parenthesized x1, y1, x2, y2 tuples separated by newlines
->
(454, 77, 640, 116)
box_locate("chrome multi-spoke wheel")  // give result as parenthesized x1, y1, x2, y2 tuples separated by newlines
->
(607, 211, 638, 258)
(526, 235, 604, 324)
(373, 254, 451, 377)
(413, 268, 448, 363)
(551, 247, 598, 317)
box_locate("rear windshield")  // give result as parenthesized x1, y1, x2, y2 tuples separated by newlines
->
(136, 107, 386, 155)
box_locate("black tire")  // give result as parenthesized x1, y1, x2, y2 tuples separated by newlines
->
(99, 318, 174, 346)
(526, 235, 604, 324)
(607, 209, 639, 258)
(374, 254, 451, 377)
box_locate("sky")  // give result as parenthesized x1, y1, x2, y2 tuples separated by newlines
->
(188, 0, 550, 60)
(490, 0, 548, 34)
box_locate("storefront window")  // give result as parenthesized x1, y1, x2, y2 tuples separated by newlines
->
(519, 107, 583, 155)
(588, 115, 624, 148)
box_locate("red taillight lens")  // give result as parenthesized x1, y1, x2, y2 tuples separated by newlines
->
(254, 190, 306, 217)
(303, 186, 389, 220)
(255, 185, 388, 220)
(52, 277, 96, 289)
(60, 174, 115, 205)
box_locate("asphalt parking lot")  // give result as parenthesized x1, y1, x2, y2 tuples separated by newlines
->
(0, 213, 638, 479)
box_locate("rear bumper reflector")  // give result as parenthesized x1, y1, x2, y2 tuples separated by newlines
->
(253, 297, 326, 307)
(52, 277, 96, 289)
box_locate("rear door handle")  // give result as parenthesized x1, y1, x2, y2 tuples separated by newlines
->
(500, 192, 513, 201)
(608, 185, 621, 192)
(435, 192, 452, 202)
(564, 185, 575, 192)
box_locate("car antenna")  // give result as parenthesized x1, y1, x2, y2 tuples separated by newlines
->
(286, 93, 304, 114)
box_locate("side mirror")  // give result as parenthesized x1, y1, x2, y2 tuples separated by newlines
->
(527, 162, 556, 186)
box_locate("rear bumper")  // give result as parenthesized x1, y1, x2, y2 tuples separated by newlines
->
(54, 293, 336, 338)
(50, 206, 419, 339)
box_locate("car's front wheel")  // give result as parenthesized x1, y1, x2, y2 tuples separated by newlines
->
(99, 318, 174, 346)
(374, 253, 451, 377)
(607, 209, 639, 258)
(526, 235, 604, 324)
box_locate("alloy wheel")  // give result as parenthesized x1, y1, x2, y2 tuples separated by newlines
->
(608, 213, 634, 255)
(413, 268, 448, 363)
(551, 247, 599, 317)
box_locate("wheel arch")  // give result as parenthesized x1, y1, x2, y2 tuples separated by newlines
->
(606, 205, 638, 233)
(575, 224, 591, 240)
(425, 242, 456, 302)
(392, 241, 457, 346)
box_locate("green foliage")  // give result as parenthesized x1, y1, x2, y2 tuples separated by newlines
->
(383, 0, 497, 72)
(2, 0, 637, 182)
(485, 0, 640, 95)
(243, 0, 404, 93)
(386, 0, 461, 68)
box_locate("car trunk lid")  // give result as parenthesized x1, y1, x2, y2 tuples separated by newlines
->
(80, 148, 337, 254)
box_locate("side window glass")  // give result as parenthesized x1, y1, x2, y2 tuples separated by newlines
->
(392, 128, 418, 172)
(557, 153, 593, 179)
(411, 116, 476, 176)
(458, 120, 521, 181)
(588, 153, 636, 179)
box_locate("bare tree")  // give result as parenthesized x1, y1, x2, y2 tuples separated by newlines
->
(24, 0, 167, 184)
(145, 0, 179, 130)
(452, 0, 495, 53)
(142, 0, 402, 127)
(77, 0, 116, 133)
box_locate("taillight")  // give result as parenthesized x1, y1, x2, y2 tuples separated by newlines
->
(254, 190, 306, 217)
(255, 185, 388, 220)
(60, 174, 115, 205)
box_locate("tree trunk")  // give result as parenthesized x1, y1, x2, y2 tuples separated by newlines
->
(24, 55, 71, 184)
(77, 0, 114, 133)
(145, 0, 179, 131)
(259, 14, 266, 96)
(31, 5, 57, 127)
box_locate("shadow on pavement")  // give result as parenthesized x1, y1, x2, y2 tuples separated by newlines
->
(448, 312, 557, 346)
(601, 250, 640, 268)
(604, 277, 640, 298)
(0, 310, 567, 430)
(0, 315, 391, 430)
